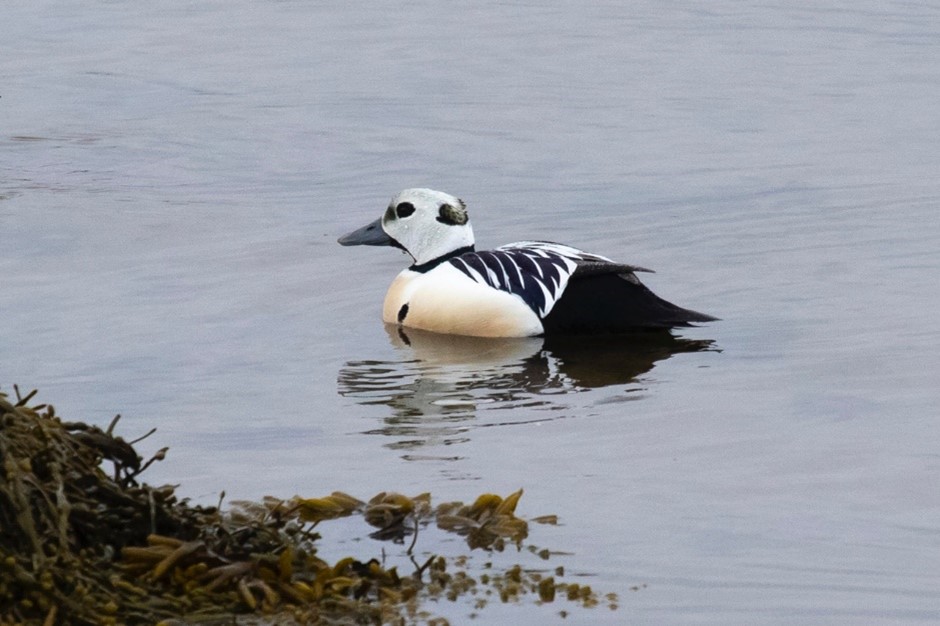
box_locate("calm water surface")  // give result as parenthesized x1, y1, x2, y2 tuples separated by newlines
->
(3, 1, 940, 623)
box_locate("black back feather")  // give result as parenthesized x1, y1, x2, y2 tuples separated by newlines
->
(450, 249, 572, 318)
(541, 270, 717, 334)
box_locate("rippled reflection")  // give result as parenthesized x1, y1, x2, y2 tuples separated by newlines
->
(337, 325, 714, 457)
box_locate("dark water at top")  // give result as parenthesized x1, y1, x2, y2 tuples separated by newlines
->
(3, 1, 940, 623)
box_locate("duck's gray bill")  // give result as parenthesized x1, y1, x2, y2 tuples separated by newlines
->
(338, 218, 393, 246)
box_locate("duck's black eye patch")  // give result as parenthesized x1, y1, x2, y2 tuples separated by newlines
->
(396, 202, 416, 219)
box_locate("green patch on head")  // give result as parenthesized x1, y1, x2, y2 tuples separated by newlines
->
(437, 200, 468, 226)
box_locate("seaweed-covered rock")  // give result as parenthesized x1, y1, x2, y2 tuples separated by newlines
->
(0, 387, 614, 625)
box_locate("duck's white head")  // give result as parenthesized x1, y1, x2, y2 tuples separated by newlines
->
(338, 188, 475, 267)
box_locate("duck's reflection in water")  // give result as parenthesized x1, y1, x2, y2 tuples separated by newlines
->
(337, 325, 714, 458)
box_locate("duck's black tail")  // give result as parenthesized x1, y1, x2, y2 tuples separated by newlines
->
(541, 272, 718, 334)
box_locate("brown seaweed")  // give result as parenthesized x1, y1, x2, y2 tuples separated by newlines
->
(0, 386, 618, 625)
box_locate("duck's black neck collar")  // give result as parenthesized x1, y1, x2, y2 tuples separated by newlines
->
(409, 245, 476, 273)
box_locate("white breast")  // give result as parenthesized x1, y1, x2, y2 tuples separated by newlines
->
(382, 265, 544, 338)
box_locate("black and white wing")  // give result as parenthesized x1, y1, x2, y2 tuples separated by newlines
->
(447, 241, 631, 318)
